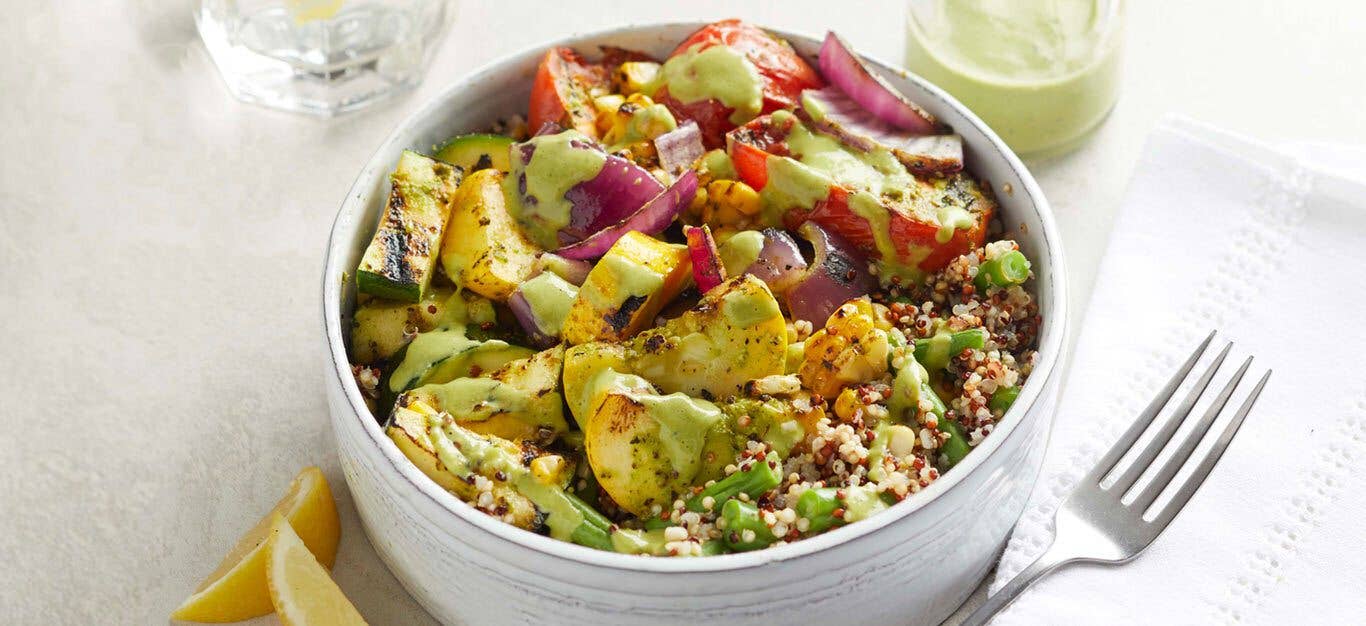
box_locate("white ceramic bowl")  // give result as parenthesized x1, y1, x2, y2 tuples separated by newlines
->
(323, 23, 1067, 626)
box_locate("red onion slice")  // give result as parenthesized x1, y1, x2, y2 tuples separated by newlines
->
(744, 228, 808, 293)
(507, 288, 557, 349)
(684, 224, 726, 293)
(560, 154, 665, 244)
(654, 121, 705, 176)
(819, 31, 939, 135)
(798, 86, 962, 175)
(531, 253, 592, 286)
(509, 131, 665, 245)
(556, 170, 699, 260)
(786, 221, 876, 325)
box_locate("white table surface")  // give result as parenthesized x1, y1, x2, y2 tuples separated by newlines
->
(3, 1, 1364, 624)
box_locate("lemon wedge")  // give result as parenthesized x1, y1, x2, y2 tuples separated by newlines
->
(267, 513, 368, 625)
(171, 466, 341, 623)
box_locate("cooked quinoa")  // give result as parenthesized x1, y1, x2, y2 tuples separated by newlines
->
(568, 242, 1040, 555)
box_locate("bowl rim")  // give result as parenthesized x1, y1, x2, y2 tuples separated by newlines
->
(323, 21, 1068, 575)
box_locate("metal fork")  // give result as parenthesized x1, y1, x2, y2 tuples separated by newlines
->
(962, 331, 1271, 625)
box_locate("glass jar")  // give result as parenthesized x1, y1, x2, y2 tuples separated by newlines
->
(905, 0, 1124, 158)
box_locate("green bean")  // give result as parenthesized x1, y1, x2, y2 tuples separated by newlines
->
(974, 250, 1032, 291)
(720, 499, 778, 552)
(886, 328, 907, 350)
(938, 418, 971, 467)
(921, 377, 948, 418)
(794, 487, 844, 533)
(700, 540, 731, 556)
(566, 492, 614, 551)
(685, 457, 782, 512)
(890, 359, 971, 468)
(570, 459, 601, 506)
(989, 386, 1021, 415)
(913, 328, 988, 371)
(914, 369, 970, 468)
(642, 516, 673, 531)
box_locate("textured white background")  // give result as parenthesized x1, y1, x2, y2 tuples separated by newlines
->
(2, 1, 1364, 624)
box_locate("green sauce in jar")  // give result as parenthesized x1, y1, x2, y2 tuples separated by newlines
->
(905, 0, 1124, 156)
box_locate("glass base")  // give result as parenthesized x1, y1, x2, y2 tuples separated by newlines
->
(1016, 100, 1118, 161)
(195, 1, 447, 117)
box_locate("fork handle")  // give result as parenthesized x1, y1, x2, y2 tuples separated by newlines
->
(960, 542, 1076, 626)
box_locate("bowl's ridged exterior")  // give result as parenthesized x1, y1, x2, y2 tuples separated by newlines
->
(323, 23, 1067, 626)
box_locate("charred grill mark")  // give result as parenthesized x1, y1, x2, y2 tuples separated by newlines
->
(821, 248, 860, 288)
(643, 333, 666, 353)
(379, 229, 415, 285)
(605, 295, 647, 332)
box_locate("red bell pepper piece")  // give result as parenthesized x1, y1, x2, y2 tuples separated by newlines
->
(726, 115, 992, 273)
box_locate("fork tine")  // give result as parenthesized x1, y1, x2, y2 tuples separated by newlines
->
(1131, 356, 1254, 511)
(1106, 342, 1232, 494)
(1149, 369, 1271, 529)
(1084, 331, 1216, 484)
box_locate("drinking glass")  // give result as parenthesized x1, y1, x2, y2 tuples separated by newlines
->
(196, 0, 453, 116)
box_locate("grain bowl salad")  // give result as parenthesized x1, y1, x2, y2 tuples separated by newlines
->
(346, 20, 1040, 557)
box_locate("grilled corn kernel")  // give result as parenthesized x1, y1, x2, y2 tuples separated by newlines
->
(706, 180, 761, 217)
(690, 187, 709, 213)
(594, 94, 626, 135)
(530, 455, 566, 486)
(614, 61, 661, 95)
(799, 298, 892, 398)
(886, 425, 918, 458)
(833, 388, 862, 421)
(600, 93, 676, 149)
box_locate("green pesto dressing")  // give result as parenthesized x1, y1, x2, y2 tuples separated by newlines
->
(389, 329, 480, 392)
(584, 367, 656, 404)
(607, 102, 677, 152)
(722, 398, 806, 459)
(579, 250, 668, 311)
(636, 392, 724, 479)
(759, 156, 831, 226)
(700, 149, 737, 180)
(717, 229, 764, 275)
(505, 129, 609, 249)
(760, 110, 988, 282)
(518, 272, 578, 337)
(888, 359, 929, 422)
(936, 206, 975, 243)
(785, 340, 805, 374)
(586, 368, 724, 480)
(780, 108, 910, 264)
(653, 44, 764, 125)
(536, 253, 584, 283)
(611, 528, 669, 555)
(865, 422, 892, 482)
(840, 484, 890, 522)
(411, 377, 526, 423)
(389, 330, 529, 393)
(905, 0, 1122, 156)
(421, 410, 583, 541)
(720, 283, 782, 328)
(391, 296, 526, 391)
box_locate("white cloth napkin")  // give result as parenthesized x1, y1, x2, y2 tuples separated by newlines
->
(990, 116, 1366, 625)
